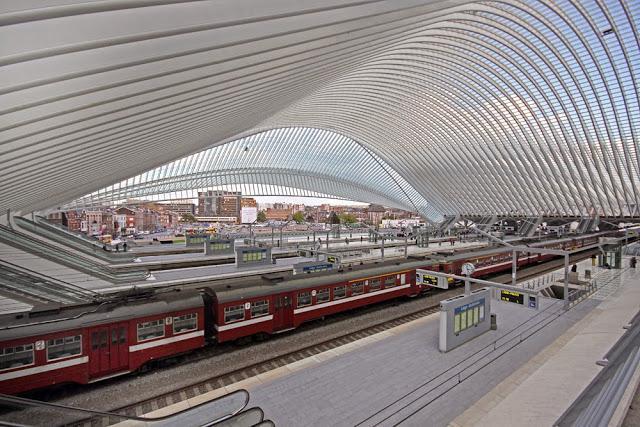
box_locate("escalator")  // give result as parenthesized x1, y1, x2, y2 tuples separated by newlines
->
(0, 225, 149, 284)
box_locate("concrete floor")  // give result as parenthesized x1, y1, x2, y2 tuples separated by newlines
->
(244, 286, 600, 425)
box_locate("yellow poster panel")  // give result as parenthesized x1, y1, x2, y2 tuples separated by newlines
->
(460, 310, 467, 330)
(454, 314, 461, 334)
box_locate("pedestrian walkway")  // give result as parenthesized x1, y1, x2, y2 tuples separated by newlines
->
(452, 263, 639, 426)
(235, 276, 603, 425)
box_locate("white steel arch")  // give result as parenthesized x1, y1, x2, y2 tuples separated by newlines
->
(69, 127, 437, 219)
(0, 1, 638, 219)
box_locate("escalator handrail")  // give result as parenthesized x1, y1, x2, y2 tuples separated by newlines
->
(0, 388, 250, 423)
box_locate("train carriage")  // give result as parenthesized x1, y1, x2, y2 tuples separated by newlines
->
(0, 291, 205, 394)
(211, 260, 434, 343)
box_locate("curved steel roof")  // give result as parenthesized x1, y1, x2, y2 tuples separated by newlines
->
(1, 1, 638, 218)
(68, 127, 439, 219)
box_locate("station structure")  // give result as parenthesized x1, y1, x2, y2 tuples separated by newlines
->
(0, 1, 640, 426)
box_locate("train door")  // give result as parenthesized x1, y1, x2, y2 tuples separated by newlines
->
(109, 323, 129, 372)
(88, 323, 129, 378)
(272, 294, 294, 331)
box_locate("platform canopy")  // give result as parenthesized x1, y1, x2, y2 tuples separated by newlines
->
(1, 0, 638, 220)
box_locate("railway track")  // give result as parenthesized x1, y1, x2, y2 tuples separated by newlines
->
(116, 307, 439, 420)
(63, 249, 600, 426)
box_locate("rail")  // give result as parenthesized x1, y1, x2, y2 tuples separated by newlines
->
(555, 309, 640, 426)
(0, 225, 149, 284)
(354, 268, 624, 426)
(211, 407, 274, 426)
(0, 389, 251, 427)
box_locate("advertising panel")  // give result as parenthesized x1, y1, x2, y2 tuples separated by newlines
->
(241, 206, 258, 224)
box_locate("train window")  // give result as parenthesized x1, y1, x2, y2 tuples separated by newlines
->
(400, 274, 406, 285)
(173, 313, 198, 334)
(369, 278, 382, 291)
(224, 305, 245, 323)
(384, 276, 396, 287)
(99, 331, 107, 349)
(112, 329, 118, 344)
(316, 288, 330, 303)
(333, 285, 346, 300)
(137, 319, 165, 342)
(251, 300, 269, 317)
(351, 281, 364, 295)
(0, 344, 34, 371)
(119, 327, 127, 344)
(297, 291, 312, 307)
(47, 335, 82, 361)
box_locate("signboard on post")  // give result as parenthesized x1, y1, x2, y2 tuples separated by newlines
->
(500, 290, 524, 305)
(498, 289, 538, 310)
(416, 271, 449, 289)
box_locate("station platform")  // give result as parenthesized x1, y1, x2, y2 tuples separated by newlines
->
(152, 260, 636, 426)
(453, 262, 640, 427)
(93, 239, 487, 293)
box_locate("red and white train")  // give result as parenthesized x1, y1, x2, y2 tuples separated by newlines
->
(0, 232, 617, 394)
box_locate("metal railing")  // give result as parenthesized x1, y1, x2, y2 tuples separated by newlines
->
(555, 310, 640, 426)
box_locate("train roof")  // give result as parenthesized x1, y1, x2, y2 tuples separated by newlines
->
(0, 289, 203, 342)
(211, 257, 438, 303)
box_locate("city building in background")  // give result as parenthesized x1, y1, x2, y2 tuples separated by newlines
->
(48, 196, 417, 237)
(162, 202, 196, 216)
(367, 204, 386, 226)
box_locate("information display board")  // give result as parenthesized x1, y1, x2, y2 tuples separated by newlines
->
(294, 261, 334, 275)
(205, 238, 235, 256)
(235, 246, 272, 268)
(439, 288, 491, 352)
(500, 290, 524, 305)
(495, 289, 539, 310)
(416, 270, 449, 289)
(453, 298, 485, 334)
(327, 255, 341, 264)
